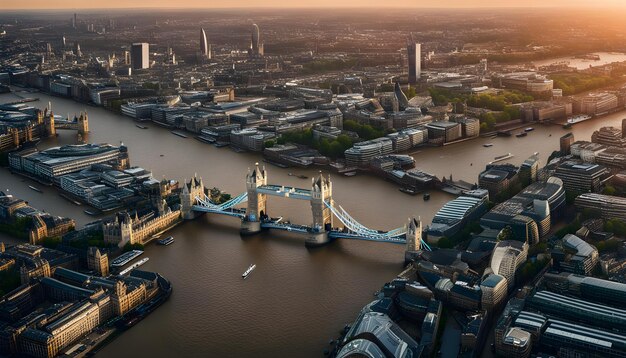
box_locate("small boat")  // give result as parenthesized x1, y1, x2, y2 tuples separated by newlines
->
(242, 264, 256, 279)
(399, 187, 419, 195)
(344, 172, 357, 177)
(516, 132, 527, 138)
(297, 175, 308, 179)
(423, 193, 430, 201)
(496, 131, 512, 137)
(135, 124, 148, 129)
(160, 154, 164, 157)
(157, 236, 174, 246)
(118, 257, 149, 276)
(483, 143, 494, 147)
(489, 153, 514, 164)
(28, 185, 42, 193)
(524, 127, 535, 132)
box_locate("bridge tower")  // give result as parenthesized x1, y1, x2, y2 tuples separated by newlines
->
(306, 172, 333, 247)
(404, 217, 422, 263)
(180, 174, 205, 220)
(78, 111, 89, 135)
(241, 163, 267, 235)
(311, 173, 333, 230)
(45, 111, 56, 137)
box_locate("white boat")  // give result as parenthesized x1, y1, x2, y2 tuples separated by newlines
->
(28, 185, 42, 193)
(118, 258, 149, 276)
(566, 115, 592, 124)
(242, 264, 256, 279)
(488, 153, 514, 165)
(157, 236, 174, 245)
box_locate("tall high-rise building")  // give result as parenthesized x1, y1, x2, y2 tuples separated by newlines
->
(130, 43, 149, 70)
(200, 28, 211, 60)
(407, 34, 421, 84)
(250, 23, 264, 57)
(74, 42, 82, 58)
(72, 13, 77, 29)
(61, 36, 66, 48)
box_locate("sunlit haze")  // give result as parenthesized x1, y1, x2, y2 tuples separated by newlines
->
(2, 1, 626, 358)
(3, 0, 626, 9)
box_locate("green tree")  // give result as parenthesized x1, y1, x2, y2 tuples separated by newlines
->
(603, 185, 617, 196)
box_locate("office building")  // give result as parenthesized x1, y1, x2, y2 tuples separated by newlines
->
(344, 137, 394, 167)
(130, 43, 149, 70)
(492, 72, 553, 93)
(573, 92, 619, 115)
(478, 163, 519, 200)
(542, 272, 626, 308)
(87, 247, 109, 277)
(407, 34, 421, 84)
(575, 192, 626, 221)
(560, 133, 574, 154)
(480, 274, 508, 311)
(554, 160, 610, 193)
(249, 23, 264, 57)
(592, 124, 626, 148)
(425, 121, 462, 144)
(552, 234, 599, 275)
(428, 194, 489, 240)
(490, 240, 528, 291)
(199, 28, 211, 60)
(9, 143, 129, 183)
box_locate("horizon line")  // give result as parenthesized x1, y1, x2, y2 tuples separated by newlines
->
(2, 5, 625, 11)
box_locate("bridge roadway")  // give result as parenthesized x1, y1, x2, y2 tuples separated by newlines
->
(191, 188, 431, 249)
(256, 184, 312, 200)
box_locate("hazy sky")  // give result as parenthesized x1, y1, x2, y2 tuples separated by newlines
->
(3, 0, 626, 10)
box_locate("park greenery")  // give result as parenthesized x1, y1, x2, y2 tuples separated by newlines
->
(604, 218, 626, 237)
(123, 242, 145, 252)
(66, 231, 110, 250)
(519, 257, 550, 282)
(269, 120, 387, 159)
(549, 73, 621, 95)
(428, 88, 533, 132)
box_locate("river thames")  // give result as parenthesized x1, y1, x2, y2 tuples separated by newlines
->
(1, 91, 625, 357)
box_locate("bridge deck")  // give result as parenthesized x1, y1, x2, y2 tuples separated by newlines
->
(257, 185, 312, 200)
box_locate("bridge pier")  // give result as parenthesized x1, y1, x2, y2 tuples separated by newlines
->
(304, 230, 332, 248)
(240, 219, 263, 236)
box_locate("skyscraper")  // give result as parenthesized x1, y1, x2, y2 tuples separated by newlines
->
(130, 43, 149, 70)
(200, 28, 211, 60)
(250, 23, 264, 57)
(72, 13, 77, 29)
(74, 42, 82, 58)
(407, 34, 421, 84)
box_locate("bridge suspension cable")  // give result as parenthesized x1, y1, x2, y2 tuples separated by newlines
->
(325, 200, 406, 241)
(195, 192, 248, 211)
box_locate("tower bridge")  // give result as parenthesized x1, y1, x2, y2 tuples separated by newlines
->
(186, 163, 431, 259)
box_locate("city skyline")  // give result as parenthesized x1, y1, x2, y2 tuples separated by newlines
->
(3, 0, 626, 10)
(1, 4, 626, 358)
